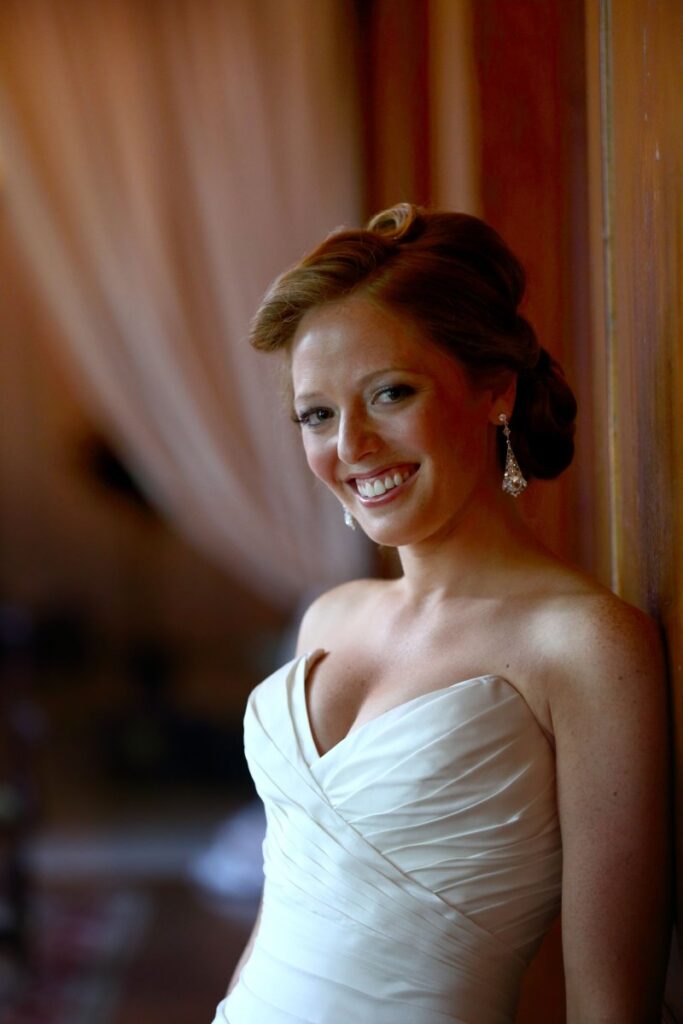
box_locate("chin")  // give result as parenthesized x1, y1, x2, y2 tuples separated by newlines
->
(355, 510, 437, 548)
(356, 492, 476, 547)
(359, 525, 404, 547)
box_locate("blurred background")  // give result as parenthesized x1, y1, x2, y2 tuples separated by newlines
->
(0, 1, 681, 1022)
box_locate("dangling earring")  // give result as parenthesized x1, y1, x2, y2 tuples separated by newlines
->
(498, 413, 527, 497)
(342, 505, 357, 530)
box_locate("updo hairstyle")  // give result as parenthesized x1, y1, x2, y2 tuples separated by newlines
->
(250, 203, 576, 481)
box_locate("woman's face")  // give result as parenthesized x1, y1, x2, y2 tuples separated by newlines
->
(290, 295, 508, 548)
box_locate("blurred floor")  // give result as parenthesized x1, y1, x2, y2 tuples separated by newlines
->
(4, 805, 260, 1024)
(114, 878, 255, 1024)
(1, 680, 261, 1023)
(1, 612, 270, 1023)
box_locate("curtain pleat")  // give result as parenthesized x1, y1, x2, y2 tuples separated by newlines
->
(0, 0, 370, 607)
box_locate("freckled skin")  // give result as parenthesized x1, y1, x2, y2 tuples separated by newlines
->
(290, 296, 508, 551)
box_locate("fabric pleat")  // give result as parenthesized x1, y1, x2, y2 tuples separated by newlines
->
(213, 651, 561, 1024)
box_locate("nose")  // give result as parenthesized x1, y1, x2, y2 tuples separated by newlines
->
(337, 409, 381, 465)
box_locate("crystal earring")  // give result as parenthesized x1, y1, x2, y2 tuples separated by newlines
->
(342, 505, 357, 530)
(498, 413, 527, 497)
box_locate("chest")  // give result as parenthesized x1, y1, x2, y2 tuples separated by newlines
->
(304, 615, 553, 758)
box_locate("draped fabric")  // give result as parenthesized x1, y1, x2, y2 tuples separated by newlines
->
(0, 0, 369, 606)
(214, 652, 562, 1023)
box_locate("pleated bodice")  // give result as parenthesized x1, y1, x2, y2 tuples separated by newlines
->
(213, 650, 562, 1024)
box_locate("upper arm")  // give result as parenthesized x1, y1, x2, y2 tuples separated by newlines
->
(548, 599, 671, 1023)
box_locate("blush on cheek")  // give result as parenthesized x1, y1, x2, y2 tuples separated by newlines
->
(302, 443, 334, 489)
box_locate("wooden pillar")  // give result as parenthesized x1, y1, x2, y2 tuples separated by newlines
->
(584, 0, 683, 1014)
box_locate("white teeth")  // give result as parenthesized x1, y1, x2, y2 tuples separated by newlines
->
(356, 468, 412, 499)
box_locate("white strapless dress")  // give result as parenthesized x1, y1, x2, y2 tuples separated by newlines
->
(212, 650, 562, 1024)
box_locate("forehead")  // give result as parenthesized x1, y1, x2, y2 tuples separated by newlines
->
(290, 296, 463, 391)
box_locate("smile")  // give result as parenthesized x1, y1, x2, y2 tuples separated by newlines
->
(352, 466, 416, 500)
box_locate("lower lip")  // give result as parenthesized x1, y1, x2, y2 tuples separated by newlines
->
(353, 468, 418, 506)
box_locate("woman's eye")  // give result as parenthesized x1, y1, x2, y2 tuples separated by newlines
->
(375, 384, 415, 404)
(293, 407, 334, 428)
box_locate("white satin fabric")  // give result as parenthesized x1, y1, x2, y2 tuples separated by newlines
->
(213, 650, 562, 1024)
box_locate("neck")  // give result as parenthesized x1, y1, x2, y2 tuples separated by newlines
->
(395, 484, 551, 604)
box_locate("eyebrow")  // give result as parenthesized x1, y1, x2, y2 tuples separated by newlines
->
(293, 366, 422, 404)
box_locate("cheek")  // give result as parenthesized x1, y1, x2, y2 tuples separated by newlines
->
(301, 436, 337, 487)
(425, 405, 488, 473)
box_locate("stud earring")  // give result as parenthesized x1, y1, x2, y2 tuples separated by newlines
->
(498, 413, 527, 497)
(342, 505, 357, 530)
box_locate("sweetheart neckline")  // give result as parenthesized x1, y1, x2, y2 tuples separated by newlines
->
(297, 649, 553, 763)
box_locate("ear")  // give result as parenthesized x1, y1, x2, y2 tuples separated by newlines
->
(486, 372, 518, 426)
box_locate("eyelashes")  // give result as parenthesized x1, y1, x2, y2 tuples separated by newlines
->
(375, 384, 415, 404)
(292, 383, 416, 429)
(291, 407, 333, 428)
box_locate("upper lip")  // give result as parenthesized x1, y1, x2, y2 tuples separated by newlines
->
(342, 463, 416, 483)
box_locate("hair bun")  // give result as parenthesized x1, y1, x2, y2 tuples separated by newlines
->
(531, 346, 553, 378)
(367, 203, 424, 243)
(512, 346, 577, 480)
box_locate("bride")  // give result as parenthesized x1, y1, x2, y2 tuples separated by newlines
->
(212, 205, 670, 1023)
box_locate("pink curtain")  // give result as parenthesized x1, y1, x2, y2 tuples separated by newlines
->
(0, 0, 370, 607)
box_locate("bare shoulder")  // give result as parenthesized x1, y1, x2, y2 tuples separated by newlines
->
(533, 578, 665, 713)
(295, 578, 390, 656)
(540, 577, 663, 671)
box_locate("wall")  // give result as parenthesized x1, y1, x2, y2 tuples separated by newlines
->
(585, 0, 683, 1014)
(472, 0, 591, 570)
